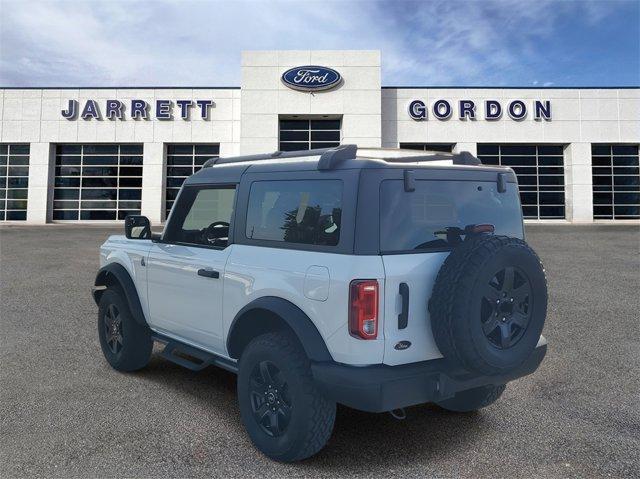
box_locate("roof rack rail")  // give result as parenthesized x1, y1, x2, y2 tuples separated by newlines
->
(455, 151, 482, 165)
(202, 144, 481, 169)
(203, 147, 336, 168)
(317, 144, 358, 170)
(380, 151, 481, 166)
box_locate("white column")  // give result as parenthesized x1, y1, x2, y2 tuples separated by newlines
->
(453, 142, 477, 156)
(140, 142, 165, 225)
(564, 142, 593, 223)
(26, 142, 54, 224)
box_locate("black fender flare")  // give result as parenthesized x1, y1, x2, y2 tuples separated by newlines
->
(93, 263, 148, 327)
(226, 296, 333, 362)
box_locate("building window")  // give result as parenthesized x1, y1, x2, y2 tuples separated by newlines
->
(165, 144, 220, 219)
(53, 144, 143, 221)
(0, 144, 29, 221)
(279, 119, 341, 151)
(477, 144, 565, 220)
(592, 145, 640, 219)
(399, 143, 454, 153)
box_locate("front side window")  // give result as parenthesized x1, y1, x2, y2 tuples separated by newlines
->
(164, 186, 235, 247)
(246, 180, 342, 247)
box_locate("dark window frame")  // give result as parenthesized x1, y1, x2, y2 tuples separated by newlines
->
(477, 144, 566, 220)
(52, 143, 142, 221)
(0, 143, 30, 221)
(278, 119, 341, 152)
(591, 144, 640, 220)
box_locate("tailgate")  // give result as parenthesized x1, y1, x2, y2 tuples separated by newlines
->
(379, 177, 524, 365)
(382, 252, 448, 365)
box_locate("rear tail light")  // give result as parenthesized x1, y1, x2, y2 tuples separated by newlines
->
(349, 280, 379, 339)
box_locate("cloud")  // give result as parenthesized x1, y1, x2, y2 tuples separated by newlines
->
(0, 0, 635, 87)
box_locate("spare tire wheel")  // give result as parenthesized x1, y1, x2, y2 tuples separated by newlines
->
(428, 235, 547, 376)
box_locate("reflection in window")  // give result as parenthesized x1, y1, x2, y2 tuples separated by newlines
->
(246, 180, 342, 246)
(592, 144, 640, 219)
(478, 144, 565, 219)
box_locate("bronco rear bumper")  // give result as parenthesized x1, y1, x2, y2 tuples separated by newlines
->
(311, 342, 547, 413)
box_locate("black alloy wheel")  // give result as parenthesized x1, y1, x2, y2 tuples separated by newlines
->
(428, 235, 548, 375)
(480, 266, 532, 349)
(103, 303, 124, 354)
(97, 287, 153, 372)
(237, 331, 336, 461)
(249, 360, 292, 437)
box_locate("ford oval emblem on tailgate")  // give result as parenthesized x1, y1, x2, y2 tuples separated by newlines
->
(394, 341, 412, 350)
(281, 66, 342, 92)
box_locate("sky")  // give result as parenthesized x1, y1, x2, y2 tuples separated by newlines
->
(0, 0, 638, 88)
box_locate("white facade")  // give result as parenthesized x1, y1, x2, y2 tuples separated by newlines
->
(0, 50, 638, 224)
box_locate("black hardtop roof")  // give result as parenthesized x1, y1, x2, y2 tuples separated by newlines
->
(184, 144, 509, 185)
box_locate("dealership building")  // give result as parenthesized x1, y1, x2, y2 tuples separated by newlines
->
(0, 50, 638, 224)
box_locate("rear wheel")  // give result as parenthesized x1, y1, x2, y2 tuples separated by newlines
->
(97, 287, 152, 372)
(237, 332, 336, 462)
(436, 384, 506, 412)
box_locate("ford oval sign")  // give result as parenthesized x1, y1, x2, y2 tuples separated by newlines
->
(394, 341, 412, 351)
(281, 66, 342, 92)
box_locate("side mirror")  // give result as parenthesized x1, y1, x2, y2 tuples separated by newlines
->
(124, 215, 151, 240)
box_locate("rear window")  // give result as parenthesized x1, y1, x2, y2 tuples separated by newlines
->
(246, 179, 342, 246)
(380, 179, 523, 253)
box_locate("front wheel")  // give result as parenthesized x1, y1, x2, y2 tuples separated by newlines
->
(436, 384, 506, 412)
(237, 332, 336, 462)
(97, 287, 152, 372)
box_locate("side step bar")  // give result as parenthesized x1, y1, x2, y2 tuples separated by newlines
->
(152, 334, 238, 374)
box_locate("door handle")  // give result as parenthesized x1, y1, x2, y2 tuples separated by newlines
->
(398, 282, 409, 330)
(197, 268, 220, 279)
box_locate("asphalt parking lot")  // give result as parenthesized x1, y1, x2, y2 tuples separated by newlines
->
(1, 224, 639, 478)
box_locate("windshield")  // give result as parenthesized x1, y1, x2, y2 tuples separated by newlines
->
(379, 179, 523, 253)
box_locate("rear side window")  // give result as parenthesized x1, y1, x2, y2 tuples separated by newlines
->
(246, 180, 342, 246)
(380, 180, 523, 253)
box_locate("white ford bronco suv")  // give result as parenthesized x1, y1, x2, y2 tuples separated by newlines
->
(93, 145, 548, 462)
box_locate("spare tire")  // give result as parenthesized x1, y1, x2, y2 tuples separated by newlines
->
(428, 235, 547, 376)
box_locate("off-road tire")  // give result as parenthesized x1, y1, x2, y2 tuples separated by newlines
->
(237, 331, 336, 462)
(98, 287, 153, 372)
(436, 384, 506, 412)
(429, 235, 547, 376)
